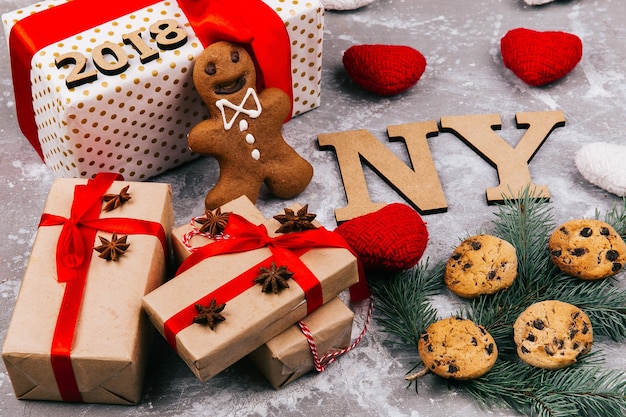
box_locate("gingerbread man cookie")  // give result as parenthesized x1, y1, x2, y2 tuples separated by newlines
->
(189, 42, 313, 210)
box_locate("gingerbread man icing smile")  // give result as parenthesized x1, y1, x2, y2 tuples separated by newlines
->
(188, 41, 314, 210)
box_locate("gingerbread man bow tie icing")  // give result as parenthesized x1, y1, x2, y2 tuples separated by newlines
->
(215, 87, 262, 131)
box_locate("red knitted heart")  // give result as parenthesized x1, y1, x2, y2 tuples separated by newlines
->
(335, 203, 428, 271)
(342, 44, 426, 96)
(500, 28, 582, 86)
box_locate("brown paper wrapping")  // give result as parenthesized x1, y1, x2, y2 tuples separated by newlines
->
(143, 196, 359, 382)
(170, 195, 267, 265)
(2, 177, 173, 404)
(248, 297, 354, 389)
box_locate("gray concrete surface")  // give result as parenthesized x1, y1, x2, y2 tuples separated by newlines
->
(1, 0, 625, 416)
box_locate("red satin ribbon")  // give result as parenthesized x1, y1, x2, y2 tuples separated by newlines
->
(180, 213, 370, 300)
(8, 0, 293, 160)
(8, 0, 157, 160)
(38, 172, 168, 402)
(163, 213, 369, 351)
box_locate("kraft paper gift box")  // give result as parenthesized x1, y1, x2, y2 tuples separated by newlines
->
(2, 173, 173, 404)
(170, 196, 354, 388)
(143, 195, 360, 382)
(248, 297, 354, 389)
(3, 0, 324, 180)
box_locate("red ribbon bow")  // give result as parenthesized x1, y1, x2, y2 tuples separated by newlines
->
(9, 0, 292, 160)
(163, 213, 369, 350)
(38, 172, 168, 402)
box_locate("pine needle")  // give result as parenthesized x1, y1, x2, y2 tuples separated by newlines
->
(368, 260, 443, 348)
(461, 359, 626, 417)
(370, 187, 626, 416)
(598, 197, 626, 239)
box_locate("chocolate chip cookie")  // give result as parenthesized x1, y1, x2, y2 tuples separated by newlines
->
(418, 317, 498, 380)
(549, 219, 626, 280)
(444, 235, 518, 298)
(513, 300, 593, 370)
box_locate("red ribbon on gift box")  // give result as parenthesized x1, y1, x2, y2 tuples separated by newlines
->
(163, 213, 369, 351)
(38, 172, 168, 403)
(8, 0, 292, 160)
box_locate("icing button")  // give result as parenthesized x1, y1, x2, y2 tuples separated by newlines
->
(239, 119, 248, 131)
(251, 149, 261, 160)
(246, 133, 255, 144)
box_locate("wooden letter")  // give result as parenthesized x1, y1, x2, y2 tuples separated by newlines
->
(55, 51, 98, 89)
(92, 41, 130, 75)
(318, 120, 447, 223)
(149, 19, 188, 50)
(123, 29, 159, 64)
(440, 110, 565, 203)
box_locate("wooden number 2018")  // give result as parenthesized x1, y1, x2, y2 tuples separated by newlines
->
(54, 19, 188, 89)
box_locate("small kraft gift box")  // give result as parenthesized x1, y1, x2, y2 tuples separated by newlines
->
(143, 195, 362, 382)
(170, 196, 356, 388)
(248, 297, 354, 389)
(2, 173, 173, 404)
(3, 0, 324, 179)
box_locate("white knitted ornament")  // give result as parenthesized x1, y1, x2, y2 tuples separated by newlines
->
(320, 0, 376, 10)
(575, 142, 626, 197)
(524, 0, 556, 5)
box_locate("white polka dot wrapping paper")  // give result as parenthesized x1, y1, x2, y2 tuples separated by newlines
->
(2, 0, 324, 180)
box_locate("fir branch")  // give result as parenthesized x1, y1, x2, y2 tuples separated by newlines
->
(465, 271, 626, 356)
(491, 187, 555, 299)
(542, 275, 626, 342)
(462, 190, 562, 356)
(461, 359, 626, 417)
(462, 292, 524, 357)
(598, 197, 626, 239)
(484, 189, 626, 343)
(368, 260, 443, 348)
(464, 190, 626, 415)
(371, 187, 626, 416)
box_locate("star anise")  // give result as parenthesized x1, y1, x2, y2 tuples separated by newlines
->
(193, 299, 226, 330)
(273, 205, 317, 234)
(254, 262, 294, 294)
(93, 232, 130, 261)
(195, 207, 230, 235)
(102, 185, 131, 212)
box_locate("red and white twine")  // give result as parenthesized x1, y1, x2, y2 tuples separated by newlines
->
(298, 296, 374, 372)
(181, 215, 230, 252)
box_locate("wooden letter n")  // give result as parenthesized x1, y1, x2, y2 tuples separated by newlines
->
(318, 120, 447, 223)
